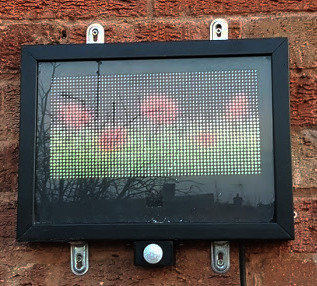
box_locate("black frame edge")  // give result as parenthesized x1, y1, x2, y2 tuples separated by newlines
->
(17, 47, 38, 240)
(271, 38, 294, 239)
(19, 223, 291, 243)
(17, 38, 294, 242)
(22, 38, 286, 61)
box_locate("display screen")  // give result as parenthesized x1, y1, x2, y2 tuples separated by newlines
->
(35, 57, 274, 224)
(50, 70, 260, 178)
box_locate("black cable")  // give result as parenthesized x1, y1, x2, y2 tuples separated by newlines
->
(239, 243, 247, 286)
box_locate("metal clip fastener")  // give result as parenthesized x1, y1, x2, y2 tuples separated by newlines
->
(86, 23, 104, 44)
(210, 19, 228, 40)
(70, 242, 89, 275)
(211, 241, 230, 274)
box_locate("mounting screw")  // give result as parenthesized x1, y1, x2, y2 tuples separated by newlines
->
(294, 211, 298, 219)
(217, 259, 224, 267)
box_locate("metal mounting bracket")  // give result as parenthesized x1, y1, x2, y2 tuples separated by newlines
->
(86, 23, 104, 44)
(210, 19, 228, 40)
(70, 242, 89, 276)
(211, 241, 230, 274)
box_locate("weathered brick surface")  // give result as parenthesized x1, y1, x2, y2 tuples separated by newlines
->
(222, 0, 260, 15)
(154, 0, 317, 16)
(0, 142, 18, 193)
(0, 221, 242, 286)
(245, 193, 317, 284)
(246, 252, 317, 286)
(242, 14, 317, 70)
(259, 0, 307, 13)
(134, 18, 241, 42)
(243, 15, 317, 127)
(68, 19, 219, 44)
(1, 0, 316, 20)
(0, 0, 148, 20)
(0, 23, 66, 73)
(0, 202, 16, 255)
(69, 22, 137, 44)
(0, 0, 317, 284)
(291, 196, 317, 253)
(154, 0, 222, 17)
(0, 79, 20, 134)
(290, 70, 317, 126)
(309, 0, 317, 10)
(292, 127, 317, 188)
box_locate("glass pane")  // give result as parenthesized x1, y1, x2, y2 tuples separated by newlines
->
(35, 56, 274, 224)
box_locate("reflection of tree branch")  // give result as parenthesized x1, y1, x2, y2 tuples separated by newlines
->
(117, 177, 135, 199)
(127, 179, 156, 196)
(36, 66, 201, 206)
(58, 94, 88, 106)
(96, 61, 101, 119)
(37, 63, 59, 202)
(126, 189, 155, 198)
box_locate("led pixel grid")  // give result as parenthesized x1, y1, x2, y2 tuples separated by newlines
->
(50, 70, 261, 179)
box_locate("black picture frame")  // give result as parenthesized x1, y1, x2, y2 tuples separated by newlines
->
(17, 38, 293, 242)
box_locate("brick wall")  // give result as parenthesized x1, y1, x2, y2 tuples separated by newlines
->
(0, 1, 316, 285)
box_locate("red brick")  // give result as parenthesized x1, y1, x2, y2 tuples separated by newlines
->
(154, 0, 222, 17)
(134, 19, 239, 42)
(0, 142, 18, 193)
(187, 0, 223, 16)
(246, 198, 317, 284)
(0, 0, 148, 20)
(0, 0, 59, 19)
(0, 23, 66, 73)
(290, 197, 317, 253)
(0, 80, 20, 133)
(0, 202, 16, 246)
(223, 0, 260, 14)
(247, 252, 317, 286)
(69, 22, 137, 44)
(242, 15, 317, 70)
(182, 19, 211, 40)
(154, 0, 314, 16)
(0, 0, 316, 285)
(135, 21, 184, 42)
(154, 0, 189, 17)
(290, 70, 317, 126)
(228, 19, 242, 39)
(0, 241, 242, 285)
(308, 0, 317, 10)
(63, 24, 85, 44)
(259, 0, 306, 12)
(292, 128, 317, 188)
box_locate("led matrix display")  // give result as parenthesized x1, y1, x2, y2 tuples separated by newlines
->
(50, 70, 260, 179)
(18, 39, 293, 241)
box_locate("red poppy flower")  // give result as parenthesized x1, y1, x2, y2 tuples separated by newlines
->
(194, 131, 216, 148)
(58, 104, 92, 129)
(99, 128, 127, 152)
(141, 95, 178, 124)
(225, 95, 249, 121)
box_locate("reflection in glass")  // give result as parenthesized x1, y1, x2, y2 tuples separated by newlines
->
(35, 58, 275, 224)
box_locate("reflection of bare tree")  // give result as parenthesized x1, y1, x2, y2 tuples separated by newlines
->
(36, 62, 195, 205)
(36, 62, 59, 204)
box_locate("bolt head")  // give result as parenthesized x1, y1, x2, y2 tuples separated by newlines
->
(92, 28, 99, 36)
(217, 259, 224, 267)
